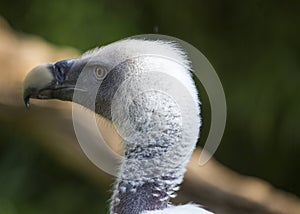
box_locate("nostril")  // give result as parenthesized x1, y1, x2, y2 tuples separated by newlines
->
(56, 66, 64, 82)
(53, 59, 74, 83)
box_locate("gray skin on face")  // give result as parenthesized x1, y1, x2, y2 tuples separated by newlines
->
(23, 57, 124, 120)
(24, 55, 180, 122)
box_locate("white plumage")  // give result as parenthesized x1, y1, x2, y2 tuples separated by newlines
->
(143, 204, 213, 214)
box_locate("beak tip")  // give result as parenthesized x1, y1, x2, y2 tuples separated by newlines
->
(23, 63, 54, 109)
(24, 96, 30, 109)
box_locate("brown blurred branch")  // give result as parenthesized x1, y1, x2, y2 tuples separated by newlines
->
(183, 150, 300, 214)
(1, 17, 299, 214)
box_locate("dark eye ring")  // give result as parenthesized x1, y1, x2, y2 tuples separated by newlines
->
(94, 67, 107, 80)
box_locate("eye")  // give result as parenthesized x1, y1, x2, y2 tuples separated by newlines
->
(94, 67, 107, 80)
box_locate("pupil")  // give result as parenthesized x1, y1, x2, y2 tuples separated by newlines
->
(96, 68, 106, 79)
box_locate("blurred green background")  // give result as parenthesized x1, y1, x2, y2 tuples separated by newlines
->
(0, 0, 299, 213)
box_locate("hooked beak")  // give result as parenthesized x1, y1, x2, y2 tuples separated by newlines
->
(23, 59, 77, 108)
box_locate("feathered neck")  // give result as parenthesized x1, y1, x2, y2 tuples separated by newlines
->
(110, 142, 187, 214)
(87, 39, 202, 214)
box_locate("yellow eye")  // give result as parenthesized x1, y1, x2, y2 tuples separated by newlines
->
(95, 67, 107, 80)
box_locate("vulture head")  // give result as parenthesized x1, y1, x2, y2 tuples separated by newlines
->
(23, 39, 212, 214)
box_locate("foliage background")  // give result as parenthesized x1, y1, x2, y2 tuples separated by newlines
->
(0, 0, 299, 213)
